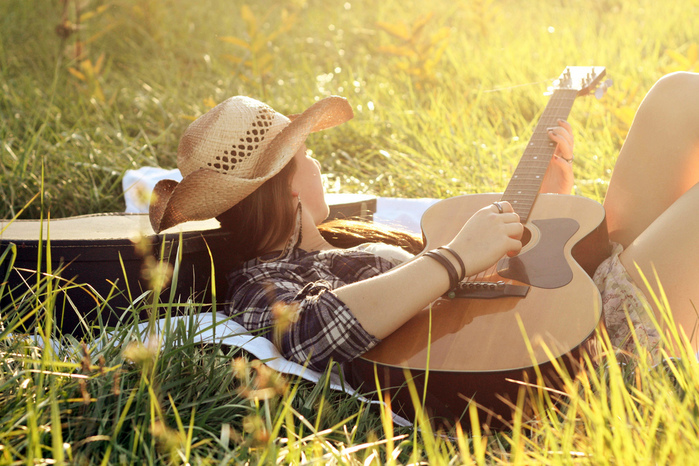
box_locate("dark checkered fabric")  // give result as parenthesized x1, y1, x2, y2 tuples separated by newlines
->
(225, 248, 398, 371)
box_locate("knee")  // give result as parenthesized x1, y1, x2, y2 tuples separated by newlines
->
(658, 71, 699, 85)
(639, 72, 699, 123)
(648, 72, 699, 100)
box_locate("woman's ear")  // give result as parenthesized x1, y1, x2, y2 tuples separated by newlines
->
(291, 190, 300, 198)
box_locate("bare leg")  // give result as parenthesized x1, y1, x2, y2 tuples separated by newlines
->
(620, 182, 699, 351)
(604, 72, 699, 247)
(603, 72, 699, 352)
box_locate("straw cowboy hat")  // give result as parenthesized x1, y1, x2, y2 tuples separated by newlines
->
(149, 95, 353, 233)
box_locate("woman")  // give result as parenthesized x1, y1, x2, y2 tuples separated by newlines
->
(149, 72, 699, 371)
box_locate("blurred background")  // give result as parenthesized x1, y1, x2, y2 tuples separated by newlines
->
(1, 0, 697, 219)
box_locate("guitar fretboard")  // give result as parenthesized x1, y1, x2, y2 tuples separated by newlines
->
(501, 88, 578, 222)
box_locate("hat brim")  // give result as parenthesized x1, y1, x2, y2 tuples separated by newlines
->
(149, 96, 353, 233)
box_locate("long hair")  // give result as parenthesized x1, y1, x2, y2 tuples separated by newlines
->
(216, 158, 425, 264)
(318, 218, 424, 255)
(216, 157, 298, 263)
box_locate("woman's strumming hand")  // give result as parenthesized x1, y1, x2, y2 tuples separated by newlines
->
(541, 119, 575, 194)
(446, 201, 523, 276)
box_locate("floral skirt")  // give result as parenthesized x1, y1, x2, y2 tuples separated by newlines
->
(592, 243, 660, 361)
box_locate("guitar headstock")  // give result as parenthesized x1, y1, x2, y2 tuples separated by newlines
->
(551, 66, 608, 97)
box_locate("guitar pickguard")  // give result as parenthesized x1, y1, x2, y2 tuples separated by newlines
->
(496, 218, 579, 289)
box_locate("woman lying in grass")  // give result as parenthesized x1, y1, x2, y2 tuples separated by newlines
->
(149, 72, 699, 371)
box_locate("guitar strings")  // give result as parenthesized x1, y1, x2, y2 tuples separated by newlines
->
(465, 265, 498, 283)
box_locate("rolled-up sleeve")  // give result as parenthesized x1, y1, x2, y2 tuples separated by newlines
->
(225, 253, 386, 371)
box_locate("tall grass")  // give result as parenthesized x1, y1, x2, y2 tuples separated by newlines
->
(3, 250, 699, 463)
(2, 0, 699, 463)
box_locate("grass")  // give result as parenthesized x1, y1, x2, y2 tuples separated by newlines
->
(1, 0, 699, 463)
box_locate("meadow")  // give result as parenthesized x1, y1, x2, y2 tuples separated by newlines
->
(1, 0, 699, 463)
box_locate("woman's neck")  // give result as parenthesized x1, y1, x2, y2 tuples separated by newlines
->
(299, 224, 336, 252)
(264, 210, 336, 255)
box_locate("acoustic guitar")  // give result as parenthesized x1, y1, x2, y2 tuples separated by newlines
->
(349, 66, 611, 428)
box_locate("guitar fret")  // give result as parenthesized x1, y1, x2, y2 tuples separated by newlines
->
(506, 192, 536, 198)
(508, 179, 546, 185)
(517, 165, 551, 169)
(506, 186, 545, 191)
(505, 199, 538, 204)
(503, 190, 538, 197)
(506, 180, 543, 187)
(511, 172, 547, 177)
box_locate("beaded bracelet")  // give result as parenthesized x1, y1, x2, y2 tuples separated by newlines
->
(437, 246, 466, 282)
(424, 249, 459, 291)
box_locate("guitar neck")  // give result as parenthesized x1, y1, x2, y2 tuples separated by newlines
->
(501, 88, 579, 222)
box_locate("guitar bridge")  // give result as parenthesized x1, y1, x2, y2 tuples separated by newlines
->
(447, 281, 530, 299)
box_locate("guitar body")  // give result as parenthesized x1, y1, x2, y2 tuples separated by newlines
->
(349, 193, 610, 427)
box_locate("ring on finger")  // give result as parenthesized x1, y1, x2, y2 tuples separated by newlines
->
(561, 154, 574, 164)
(492, 202, 504, 213)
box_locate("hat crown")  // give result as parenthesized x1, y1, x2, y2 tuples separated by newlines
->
(177, 96, 290, 179)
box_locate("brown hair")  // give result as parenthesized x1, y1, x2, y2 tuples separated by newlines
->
(216, 158, 425, 263)
(216, 157, 298, 263)
(318, 218, 424, 255)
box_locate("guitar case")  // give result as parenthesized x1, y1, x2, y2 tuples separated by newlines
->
(0, 194, 376, 337)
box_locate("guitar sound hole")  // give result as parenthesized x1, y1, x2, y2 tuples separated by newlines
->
(521, 226, 532, 247)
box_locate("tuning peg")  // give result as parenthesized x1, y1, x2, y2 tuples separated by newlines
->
(595, 78, 614, 100)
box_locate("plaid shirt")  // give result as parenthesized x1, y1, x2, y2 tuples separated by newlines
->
(225, 246, 403, 371)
